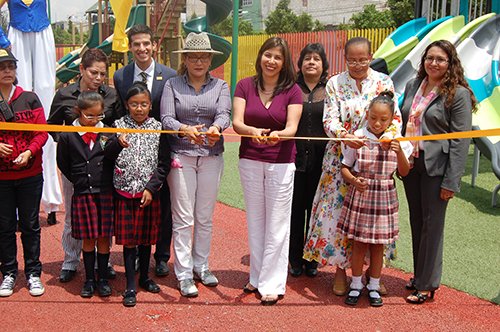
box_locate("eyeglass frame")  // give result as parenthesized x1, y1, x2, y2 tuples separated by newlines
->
(185, 54, 212, 64)
(81, 113, 105, 121)
(423, 56, 449, 65)
(345, 59, 371, 67)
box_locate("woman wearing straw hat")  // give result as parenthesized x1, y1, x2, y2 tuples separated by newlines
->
(160, 32, 231, 298)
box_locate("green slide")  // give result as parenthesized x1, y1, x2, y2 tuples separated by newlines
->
(183, 0, 232, 70)
(56, 5, 146, 83)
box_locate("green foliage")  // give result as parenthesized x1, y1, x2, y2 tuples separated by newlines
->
(387, 0, 415, 27)
(264, 0, 325, 34)
(350, 4, 395, 29)
(211, 16, 254, 36)
(52, 26, 73, 44)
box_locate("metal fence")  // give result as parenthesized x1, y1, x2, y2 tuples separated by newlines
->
(212, 28, 394, 83)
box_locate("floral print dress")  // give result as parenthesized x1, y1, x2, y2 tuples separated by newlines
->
(302, 69, 402, 268)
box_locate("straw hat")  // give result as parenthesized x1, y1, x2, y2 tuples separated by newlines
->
(173, 32, 222, 54)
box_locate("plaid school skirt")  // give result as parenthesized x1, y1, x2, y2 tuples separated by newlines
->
(114, 194, 161, 246)
(71, 191, 114, 240)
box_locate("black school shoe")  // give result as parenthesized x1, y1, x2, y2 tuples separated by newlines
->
(59, 269, 76, 283)
(80, 280, 95, 298)
(123, 290, 137, 307)
(97, 279, 112, 297)
(139, 278, 160, 293)
(47, 212, 57, 225)
(345, 288, 363, 306)
(368, 289, 383, 307)
(155, 261, 170, 277)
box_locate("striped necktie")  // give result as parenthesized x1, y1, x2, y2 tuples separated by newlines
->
(139, 72, 148, 84)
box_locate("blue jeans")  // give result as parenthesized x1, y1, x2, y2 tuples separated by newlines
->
(0, 174, 43, 279)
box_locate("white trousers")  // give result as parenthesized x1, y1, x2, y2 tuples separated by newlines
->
(238, 158, 295, 295)
(60, 174, 81, 270)
(168, 154, 223, 281)
(9, 26, 61, 213)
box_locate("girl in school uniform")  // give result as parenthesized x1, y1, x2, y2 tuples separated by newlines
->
(56, 91, 114, 298)
(105, 82, 170, 307)
(336, 91, 412, 307)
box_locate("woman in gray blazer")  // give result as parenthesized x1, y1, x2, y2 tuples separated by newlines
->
(400, 40, 476, 304)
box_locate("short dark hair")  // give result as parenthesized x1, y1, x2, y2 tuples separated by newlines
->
(344, 37, 371, 56)
(125, 81, 151, 102)
(75, 91, 104, 111)
(254, 37, 296, 96)
(297, 43, 329, 83)
(81, 48, 108, 68)
(127, 24, 155, 44)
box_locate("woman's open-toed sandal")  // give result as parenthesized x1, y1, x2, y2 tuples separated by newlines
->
(405, 278, 416, 290)
(406, 290, 435, 304)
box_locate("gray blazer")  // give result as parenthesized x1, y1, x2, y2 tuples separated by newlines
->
(401, 78, 472, 192)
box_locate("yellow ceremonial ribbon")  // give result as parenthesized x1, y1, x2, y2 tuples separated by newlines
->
(0, 122, 499, 142)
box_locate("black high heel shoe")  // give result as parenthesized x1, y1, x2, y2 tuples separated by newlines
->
(405, 278, 416, 290)
(406, 290, 435, 304)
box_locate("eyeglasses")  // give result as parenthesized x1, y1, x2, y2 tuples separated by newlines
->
(424, 56, 448, 65)
(186, 55, 211, 64)
(82, 113, 105, 121)
(0, 63, 16, 71)
(128, 102, 151, 110)
(346, 59, 371, 67)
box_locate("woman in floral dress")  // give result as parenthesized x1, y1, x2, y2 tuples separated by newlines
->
(303, 37, 401, 295)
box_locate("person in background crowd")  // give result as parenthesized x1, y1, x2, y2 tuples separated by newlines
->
(289, 43, 329, 278)
(48, 48, 121, 284)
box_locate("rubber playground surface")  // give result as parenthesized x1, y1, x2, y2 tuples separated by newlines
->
(1, 201, 499, 332)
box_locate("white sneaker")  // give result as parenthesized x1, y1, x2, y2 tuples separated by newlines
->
(28, 275, 45, 296)
(0, 275, 16, 297)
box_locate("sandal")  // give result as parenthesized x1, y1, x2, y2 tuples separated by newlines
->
(405, 278, 416, 290)
(344, 288, 363, 306)
(406, 290, 435, 304)
(368, 289, 383, 307)
(333, 272, 348, 296)
(261, 294, 279, 306)
(243, 282, 258, 294)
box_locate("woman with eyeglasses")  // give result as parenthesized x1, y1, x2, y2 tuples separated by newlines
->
(160, 32, 231, 298)
(48, 48, 122, 284)
(0, 48, 48, 297)
(303, 37, 402, 297)
(400, 40, 475, 304)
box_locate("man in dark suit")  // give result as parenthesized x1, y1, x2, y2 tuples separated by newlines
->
(114, 24, 176, 277)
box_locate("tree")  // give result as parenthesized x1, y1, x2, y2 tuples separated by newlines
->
(211, 16, 254, 36)
(264, 0, 324, 34)
(350, 4, 395, 29)
(388, 0, 415, 27)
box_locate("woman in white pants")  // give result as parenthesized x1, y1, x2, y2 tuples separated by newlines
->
(232, 37, 303, 305)
(161, 32, 231, 298)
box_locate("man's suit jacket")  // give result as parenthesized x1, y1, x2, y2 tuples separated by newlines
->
(400, 78, 473, 192)
(113, 61, 176, 121)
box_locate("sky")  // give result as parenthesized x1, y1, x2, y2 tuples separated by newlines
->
(49, 0, 90, 23)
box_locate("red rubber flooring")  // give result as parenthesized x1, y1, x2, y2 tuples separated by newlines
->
(2, 202, 499, 331)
